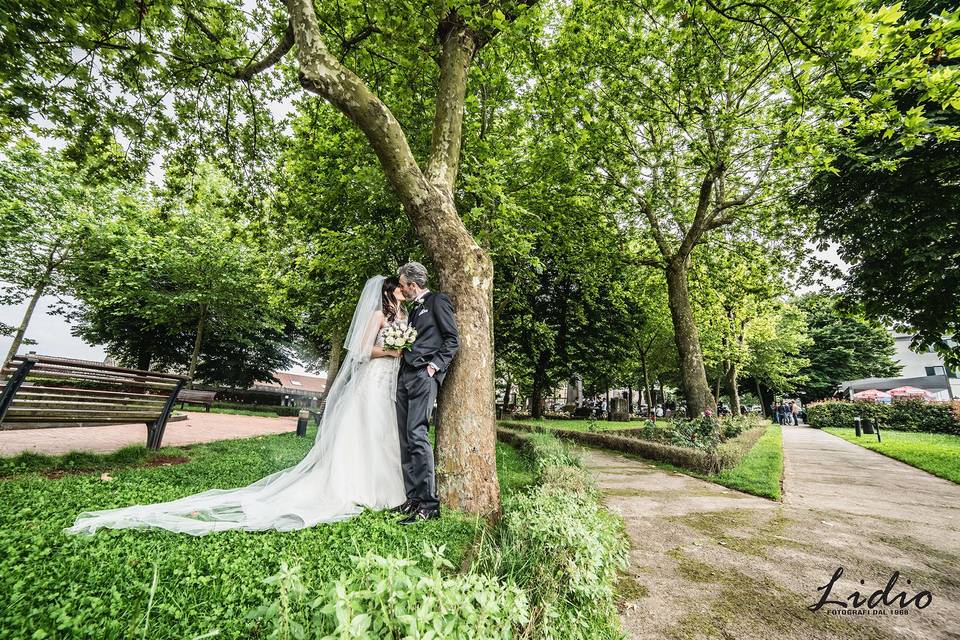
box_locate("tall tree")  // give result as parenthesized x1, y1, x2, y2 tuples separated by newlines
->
(67, 168, 294, 384)
(0, 140, 103, 368)
(3, 1, 551, 514)
(558, 0, 809, 416)
(794, 293, 901, 400)
(799, 0, 960, 367)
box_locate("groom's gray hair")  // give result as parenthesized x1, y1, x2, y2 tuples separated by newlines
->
(398, 262, 429, 287)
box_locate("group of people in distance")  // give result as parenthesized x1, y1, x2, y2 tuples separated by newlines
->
(772, 399, 804, 425)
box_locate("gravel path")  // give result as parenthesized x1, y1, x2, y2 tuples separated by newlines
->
(589, 423, 960, 639)
(0, 412, 297, 456)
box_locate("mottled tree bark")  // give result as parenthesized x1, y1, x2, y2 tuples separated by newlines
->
(725, 361, 741, 416)
(2, 280, 46, 371)
(665, 257, 716, 417)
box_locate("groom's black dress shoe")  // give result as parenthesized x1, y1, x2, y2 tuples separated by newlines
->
(391, 499, 420, 515)
(399, 506, 440, 525)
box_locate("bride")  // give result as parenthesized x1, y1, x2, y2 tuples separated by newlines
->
(67, 276, 408, 536)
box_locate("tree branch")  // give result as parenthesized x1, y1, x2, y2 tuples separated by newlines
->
(425, 11, 477, 192)
(234, 20, 295, 81)
(286, 0, 430, 213)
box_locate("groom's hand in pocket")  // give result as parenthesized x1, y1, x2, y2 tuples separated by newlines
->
(426, 364, 438, 377)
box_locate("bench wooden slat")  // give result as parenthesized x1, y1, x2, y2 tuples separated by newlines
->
(6, 355, 187, 381)
(16, 362, 182, 382)
(12, 386, 170, 401)
(10, 399, 166, 411)
(6, 361, 181, 381)
(8, 371, 179, 391)
(0, 420, 161, 429)
(4, 406, 162, 422)
(177, 390, 216, 401)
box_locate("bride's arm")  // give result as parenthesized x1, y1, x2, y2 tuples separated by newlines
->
(370, 312, 402, 359)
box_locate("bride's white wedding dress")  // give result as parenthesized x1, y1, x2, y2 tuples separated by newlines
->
(67, 276, 406, 536)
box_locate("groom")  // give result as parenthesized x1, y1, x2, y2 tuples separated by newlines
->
(394, 261, 459, 524)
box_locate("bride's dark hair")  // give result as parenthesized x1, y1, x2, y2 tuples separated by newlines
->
(381, 276, 401, 321)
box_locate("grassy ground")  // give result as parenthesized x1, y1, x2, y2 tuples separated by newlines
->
(824, 427, 960, 484)
(0, 427, 532, 639)
(709, 424, 783, 499)
(637, 424, 783, 500)
(506, 419, 784, 500)
(573, 423, 784, 501)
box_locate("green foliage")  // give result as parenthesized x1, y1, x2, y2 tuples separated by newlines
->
(525, 432, 583, 480)
(0, 428, 537, 639)
(824, 428, 960, 485)
(66, 163, 295, 383)
(306, 545, 530, 639)
(485, 431, 627, 639)
(794, 294, 901, 399)
(668, 416, 725, 453)
(808, 399, 960, 435)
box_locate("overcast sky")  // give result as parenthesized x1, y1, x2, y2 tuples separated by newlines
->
(0, 293, 309, 374)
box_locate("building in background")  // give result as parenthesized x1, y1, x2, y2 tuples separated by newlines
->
(891, 333, 959, 400)
(251, 371, 327, 408)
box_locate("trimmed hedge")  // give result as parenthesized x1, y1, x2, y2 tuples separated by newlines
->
(807, 399, 960, 435)
(500, 420, 766, 475)
(211, 402, 301, 416)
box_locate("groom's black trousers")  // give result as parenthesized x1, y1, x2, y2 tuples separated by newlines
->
(396, 365, 440, 510)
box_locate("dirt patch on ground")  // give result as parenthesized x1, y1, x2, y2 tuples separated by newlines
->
(584, 437, 960, 640)
(40, 455, 191, 479)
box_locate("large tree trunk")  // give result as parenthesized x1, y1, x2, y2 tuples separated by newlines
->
(136, 348, 152, 371)
(318, 325, 345, 405)
(289, 0, 500, 515)
(2, 280, 47, 371)
(187, 304, 207, 387)
(530, 350, 549, 419)
(639, 350, 653, 415)
(725, 362, 741, 416)
(755, 378, 767, 417)
(665, 258, 715, 417)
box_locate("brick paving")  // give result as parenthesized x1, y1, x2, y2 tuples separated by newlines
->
(0, 412, 297, 456)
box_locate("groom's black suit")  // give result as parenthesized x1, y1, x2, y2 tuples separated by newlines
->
(396, 291, 459, 511)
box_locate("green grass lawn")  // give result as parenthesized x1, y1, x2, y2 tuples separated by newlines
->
(0, 427, 532, 639)
(824, 428, 960, 484)
(631, 423, 783, 500)
(505, 418, 783, 500)
(709, 424, 783, 500)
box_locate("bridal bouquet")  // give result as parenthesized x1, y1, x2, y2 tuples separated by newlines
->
(383, 320, 417, 351)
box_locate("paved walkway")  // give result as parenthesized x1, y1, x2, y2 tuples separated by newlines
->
(0, 412, 297, 456)
(590, 423, 960, 640)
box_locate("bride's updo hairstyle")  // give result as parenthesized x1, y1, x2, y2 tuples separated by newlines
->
(381, 276, 401, 321)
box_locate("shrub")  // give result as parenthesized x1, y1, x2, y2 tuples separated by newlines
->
(807, 400, 960, 435)
(526, 432, 583, 478)
(669, 416, 723, 452)
(491, 485, 628, 639)
(249, 545, 529, 639)
(489, 430, 627, 639)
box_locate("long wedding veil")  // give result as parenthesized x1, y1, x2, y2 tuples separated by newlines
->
(67, 275, 390, 536)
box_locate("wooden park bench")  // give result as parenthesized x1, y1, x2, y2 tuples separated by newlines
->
(0, 354, 188, 450)
(177, 389, 216, 412)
